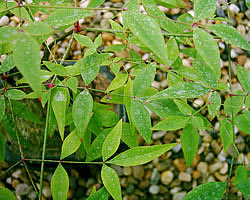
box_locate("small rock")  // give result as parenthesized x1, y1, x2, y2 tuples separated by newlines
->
(100, 18, 110, 29)
(220, 162, 228, 174)
(218, 151, 227, 162)
(237, 25, 246, 36)
(191, 155, 200, 168)
(132, 166, 144, 179)
(126, 184, 135, 194)
(163, 132, 176, 143)
(159, 185, 168, 194)
(123, 167, 132, 176)
(102, 32, 114, 41)
(6, 177, 12, 185)
(229, 4, 240, 14)
(28, 191, 37, 200)
(150, 168, 160, 184)
(42, 186, 51, 198)
(192, 170, 201, 179)
(128, 177, 139, 185)
(230, 49, 238, 58)
(173, 192, 187, 200)
(211, 140, 221, 154)
(113, 2, 123, 7)
(208, 175, 216, 182)
(214, 172, 227, 182)
(12, 170, 22, 179)
(197, 162, 208, 174)
(173, 159, 187, 172)
(170, 187, 182, 195)
(0, 16, 9, 26)
(203, 134, 213, 142)
(152, 131, 166, 140)
(209, 162, 223, 173)
(205, 152, 214, 162)
(172, 144, 182, 153)
(193, 98, 204, 108)
(149, 185, 159, 195)
(10, 16, 20, 24)
(111, 165, 123, 176)
(178, 172, 191, 182)
(138, 180, 149, 189)
(161, 170, 174, 185)
(15, 184, 30, 196)
(57, 47, 66, 55)
(11, 179, 20, 189)
(103, 12, 114, 19)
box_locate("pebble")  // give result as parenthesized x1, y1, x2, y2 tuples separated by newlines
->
(28, 191, 37, 200)
(203, 134, 213, 143)
(173, 159, 187, 172)
(170, 187, 182, 195)
(11, 179, 20, 189)
(10, 16, 20, 24)
(12, 170, 22, 179)
(138, 180, 149, 189)
(149, 185, 160, 195)
(214, 172, 227, 182)
(209, 162, 223, 173)
(220, 162, 228, 174)
(237, 25, 246, 36)
(102, 32, 114, 41)
(103, 12, 114, 19)
(150, 168, 160, 184)
(111, 165, 123, 176)
(172, 144, 182, 153)
(58, 47, 66, 55)
(192, 170, 201, 179)
(0, 16, 9, 26)
(100, 18, 110, 29)
(191, 155, 200, 168)
(205, 152, 214, 162)
(123, 167, 132, 176)
(197, 162, 208, 174)
(218, 151, 227, 162)
(178, 172, 191, 182)
(211, 140, 221, 154)
(160, 170, 174, 185)
(133, 166, 145, 180)
(113, 2, 123, 7)
(193, 98, 204, 108)
(152, 131, 166, 140)
(42, 186, 52, 198)
(15, 184, 30, 196)
(173, 192, 187, 200)
(229, 4, 240, 14)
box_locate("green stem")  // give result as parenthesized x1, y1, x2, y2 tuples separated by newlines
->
(38, 90, 51, 200)
(25, 158, 103, 165)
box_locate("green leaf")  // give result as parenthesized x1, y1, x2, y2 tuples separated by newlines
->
(98, 110, 119, 127)
(191, 116, 204, 130)
(246, 95, 250, 108)
(235, 111, 250, 135)
(219, 119, 233, 151)
(236, 65, 250, 93)
(8, 1, 31, 21)
(208, 92, 221, 118)
(61, 130, 81, 159)
(193, 28, 220, 79)
(224, 91, 244, 116)
(103, 44, 126, 52)
(5, 89, 26, 100)
(74, 33, 93, 48)
(13, 33, 41, 94)
(86, 129, 111, 161)
(130, 100, 152, 143)
(66, 77, 78, 94)
(51, 87, 69, 140)
(106, 73, 128, 92)
(173, 99, 193, 115)
(10, 100, 41, 124)
(181, 125, 199, 166)
(86, 187, 109, 200)
(121, 122, 138, 148)
(152, 116, 190, 131)
(109, 19, 126, 40)
(44, 61, 68, 76)
(0, 26, 18, 45)
(110, 63, 120, 76)
(51, 164, 69, 200)
(183, 182, 226, 200)
(233, 165, 248, 185)
(102, 120, 122, 161)
(154, 0, 186, 8)
(166, 38, 179, 66)
(94, 34, 102, 48)
(194, 0, 216, 21)
(0, 134, 5, 162)
(45, 9, 94, 27)
(206, 24, 250, 51)
(126, 11, 168, 65)
(0, 54, 15, 73)
(150, 82, 211, 100)
(235, 178, 250, 199)
(133, 64, 156, 96)
(16, 70, 53, 84)
(145, 98, 183, 118)
(107, 143, 177, 166)
(0, 187, 17, 200)
(176, 13, 193, 33)
(22, 21, 54, 36)
(101, 164, 122, 200)
(142, 0, 178, 33)
(88, 0, 105, 8)
(78, 53, 108, 85)
(101, 87, 124, 104)
(72, 90, 93, 139)
(246, 0, 250, 9)
(0, 95, 5, 122)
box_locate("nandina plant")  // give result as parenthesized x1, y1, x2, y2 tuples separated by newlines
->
(0, 0, 249, 199)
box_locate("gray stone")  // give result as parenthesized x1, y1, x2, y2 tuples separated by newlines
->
(123, 167, 132, 176)
(197, 162, 208, 174)
(173, 191, 187, 200)
(15, 184, 31, 196)
(150, 168, 160, 185)
(205, 152, 214, 162)
(149, 185, 160, 195)
(132, 166, 144, 179)
(103, 12, 114, 19)
(209, 162, 223, 173)
(0, 16, 9, 26)
(42, 186, 51, 198)
(152, 131, 166, 140)
(28, 191, 37, 200)
(178, 172, 191, 182)
(161, 170, 174, 185)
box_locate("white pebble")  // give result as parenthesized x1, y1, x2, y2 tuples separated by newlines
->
(149, 185, 159, 194)
(229, 4, 240, 14)
(178, 172, 191, 182)
(103, 12, 114, 19)
(58, 47, 66, 55)
(173, 192, 187, 200)
(26, 0, 33, 4)
(0, 16, 9, 26)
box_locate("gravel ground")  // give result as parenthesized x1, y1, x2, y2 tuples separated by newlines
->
(0, 0, 249, 199)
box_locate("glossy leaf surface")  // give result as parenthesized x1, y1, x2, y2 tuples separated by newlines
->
(106, 73, 128, 92)
(208, 92, 221, 118)
(194, 0, 216, 21)
(236, 65, 250, 93)
(107, 143, 177, 166)
(5, 89, 26, 100)
(101, 164, 122, 200)
(219, 119, 233, 151)
(0, 187, 17, 200)
(152, 116, 190, 131)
